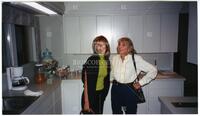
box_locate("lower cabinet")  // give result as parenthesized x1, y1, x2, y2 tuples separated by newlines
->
(61, 78, 184, 114)
(146, 79, 184, 114)
(61, 80, 83, 114)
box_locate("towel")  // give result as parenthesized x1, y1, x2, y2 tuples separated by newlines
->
(24, 89, 43, 96)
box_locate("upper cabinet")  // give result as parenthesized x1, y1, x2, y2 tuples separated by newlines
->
(80, 16, 96, 53)
(63, 14, 179, 54)
(160, 14, 179, 52)
(63, 2, 182, 54)
(63, 16, 80, 54)
(129, 15, 144, 53)
(112, 16, 129, 53)
(96, 15, 112, 51)
(143, 14, 161, 53)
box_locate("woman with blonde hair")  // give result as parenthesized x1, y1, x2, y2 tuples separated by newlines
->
(111, 37, 157, 114)
(81, 35, 111, 114)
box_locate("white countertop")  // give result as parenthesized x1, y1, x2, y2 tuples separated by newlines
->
(158, 96, 197, 114)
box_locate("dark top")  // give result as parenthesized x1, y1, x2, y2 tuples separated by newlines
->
(81, 54, 111, 109)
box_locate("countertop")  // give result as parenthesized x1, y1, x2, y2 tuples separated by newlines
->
(155, 72, 185, 80)
(3, 71, 185, 97)
(3, 76, 62, 97)
(158, 96, 198, 114)
(3, 76, 62, 114)
(2, 71, 185, 114)
(64, 71, 186, 80)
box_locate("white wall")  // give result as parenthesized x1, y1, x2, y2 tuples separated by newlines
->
(63, 53, 173, 71)
(187, 2, 197, 64)
(39, 16, 64, 65)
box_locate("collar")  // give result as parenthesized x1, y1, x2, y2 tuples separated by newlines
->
(99, 54, 105, 59)
(118, 54, 131, 62)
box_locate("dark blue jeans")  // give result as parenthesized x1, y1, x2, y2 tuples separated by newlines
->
(111, 81, 138, 114)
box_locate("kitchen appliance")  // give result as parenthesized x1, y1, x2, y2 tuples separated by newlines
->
(6, 67, 30, 91)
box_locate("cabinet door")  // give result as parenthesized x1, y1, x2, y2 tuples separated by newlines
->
(137, 85, 148, 114)
(80, 16, 97, 53)
(143, 15, 161, 53)
(147, 79, 184, 114)
(129, 15, 144, 53)
(103, 84, 112, 114)
(112, 16, 129, 53)
(61, 80, 82, 114)
(103, 84, 149, 114)
(63, 16, 80, 54)
(161, 14, 179, 52)
(97, 15, 112, 48)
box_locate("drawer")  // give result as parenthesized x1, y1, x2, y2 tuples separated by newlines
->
(148, 88, 183, 97)
(149, 80, 184, 89)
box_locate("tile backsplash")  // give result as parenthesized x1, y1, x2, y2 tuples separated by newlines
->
(62, 53, 173, 71)
(2, 53, 173, 92)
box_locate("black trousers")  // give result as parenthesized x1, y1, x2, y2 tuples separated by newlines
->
(111, 81, 138, 114)
(81, 90, 105, 114)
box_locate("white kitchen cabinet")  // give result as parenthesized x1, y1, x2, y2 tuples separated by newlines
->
(97, 15, 112, 47)
(146, 79, 184, 114)
(160, 14, 179, 52)
(61, 79, 112, 114)
(137, 85, 148, 114)
(63, 16, 81, 54)
(103, 83, 149, 114)
(112, 16, 129, 53)
(80, 16, 97, 53)
(63, 13, 179, 54)
(61, 80, 83, 114)
(129, 15, 144, 53)
(143, 14, 161, 53)
(103, 78, 184, 114)
(103, 86, 112, 114)
(61, 78, 184, 114)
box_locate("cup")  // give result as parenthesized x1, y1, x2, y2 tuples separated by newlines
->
(12, 67, 23, 77)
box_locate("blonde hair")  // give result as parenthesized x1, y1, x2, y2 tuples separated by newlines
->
(117, 37, 136, 54)
(92, 35, 110, 57)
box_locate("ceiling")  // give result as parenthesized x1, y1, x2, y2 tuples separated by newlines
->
(3, 2, 65, 16)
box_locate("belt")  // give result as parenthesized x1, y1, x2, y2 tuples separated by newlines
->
(113, 80, 135, 85)
(113, 80, 126, 85)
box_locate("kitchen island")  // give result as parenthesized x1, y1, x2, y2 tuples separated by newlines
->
(159, 96, 197, 114)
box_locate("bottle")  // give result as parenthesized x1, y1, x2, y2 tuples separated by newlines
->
(42, 48, 53, 63)
(35, 64, 46, 84)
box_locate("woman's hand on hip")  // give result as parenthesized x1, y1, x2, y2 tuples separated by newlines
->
(133, 82, 141, 90)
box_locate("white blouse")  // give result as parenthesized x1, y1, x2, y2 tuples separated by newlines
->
(111, 54, 157, 86)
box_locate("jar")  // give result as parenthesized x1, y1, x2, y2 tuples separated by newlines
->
(41, 48, 58, 74)
(35, 64, 46, 84)
(42, 48, 53, 63)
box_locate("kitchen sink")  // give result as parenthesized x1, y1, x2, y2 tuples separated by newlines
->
(172, 102, 198, 108)
(2, 96, 39, 114)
